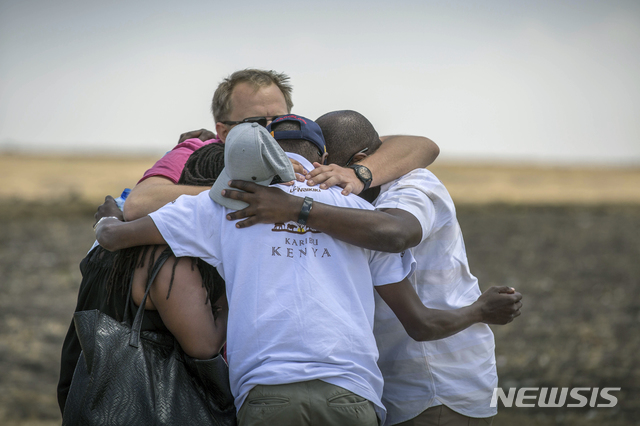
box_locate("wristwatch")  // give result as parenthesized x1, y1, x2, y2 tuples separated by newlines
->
(347, 164, 373, 192)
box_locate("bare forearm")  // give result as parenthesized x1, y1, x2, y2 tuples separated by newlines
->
(411, 287, 524, 340)
(377, 282, 522, 342)
(96, 216, 166, 251)
(412, 305, 482, 341)
(233, 190, 412, 252)
(359, 135, 439, 187)
(376, 280, 482, 342)
(124, 177, 210, 221)
(304, 202, 412, 253)
(222, 181, 421, 252)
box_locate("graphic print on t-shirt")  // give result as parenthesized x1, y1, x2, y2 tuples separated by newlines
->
(270, 221, 330, 259)
(271, 222, 321, 234)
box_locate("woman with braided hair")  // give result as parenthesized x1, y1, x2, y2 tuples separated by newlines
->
(119, 141, 228, 359)
(58, 142, 228, 414)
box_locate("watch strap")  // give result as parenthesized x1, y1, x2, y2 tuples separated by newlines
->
(348, 165, 372, 192)
(297, 197, 314, 225)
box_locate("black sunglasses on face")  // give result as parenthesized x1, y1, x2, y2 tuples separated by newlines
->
(220, 116, 281, 128)
(345, 147, 369, 167)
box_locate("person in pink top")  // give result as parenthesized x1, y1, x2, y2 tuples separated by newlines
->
(138, 137, 218, 184)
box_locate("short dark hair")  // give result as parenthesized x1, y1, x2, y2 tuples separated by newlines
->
(315, 110, 381, 166)
(271, 121, 323, 164)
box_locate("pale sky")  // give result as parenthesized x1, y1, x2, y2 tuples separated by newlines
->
(1, 0, 639, 165)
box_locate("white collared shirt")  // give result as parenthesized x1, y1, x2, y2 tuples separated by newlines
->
(373, 168, 497, 424)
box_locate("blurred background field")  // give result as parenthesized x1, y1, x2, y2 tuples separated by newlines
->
(2, 153, 640, 209)
(1, 153, 639, 425)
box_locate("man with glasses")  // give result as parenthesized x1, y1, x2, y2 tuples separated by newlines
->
(122, 69, 293, 220)
(122, 68, 441, 221)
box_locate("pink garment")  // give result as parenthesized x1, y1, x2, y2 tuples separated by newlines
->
(139, 138, 222, 184)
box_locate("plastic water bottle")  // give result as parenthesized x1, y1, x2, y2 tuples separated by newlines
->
(114, 188, 131, 211)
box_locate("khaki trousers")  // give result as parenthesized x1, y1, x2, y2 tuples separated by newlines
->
(395, 404, 493, 426)
(237, 379, 379, 426)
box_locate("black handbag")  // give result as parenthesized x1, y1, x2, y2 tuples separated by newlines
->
(62, 248, 237, 425)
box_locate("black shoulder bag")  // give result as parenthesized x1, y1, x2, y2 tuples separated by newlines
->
(62, 248, 236, 425)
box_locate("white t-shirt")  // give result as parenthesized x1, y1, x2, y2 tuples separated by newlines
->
(149, 154, 415, 423)
(373, 168, 497, 424)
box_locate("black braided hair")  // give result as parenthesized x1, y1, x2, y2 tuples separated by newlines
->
(178, 141, 226, 186)
(105, 142, 226, 307)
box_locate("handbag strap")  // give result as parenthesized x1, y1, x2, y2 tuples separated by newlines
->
(128, 246, 174, 348)
(122, 272, 135, 325)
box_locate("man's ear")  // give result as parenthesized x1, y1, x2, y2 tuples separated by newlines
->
(320, 152, 329, 165)
(216, 122, 230, 142)
(351, 152, 368, 164)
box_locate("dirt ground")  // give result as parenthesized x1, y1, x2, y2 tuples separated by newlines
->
(1, 154, 639, 425)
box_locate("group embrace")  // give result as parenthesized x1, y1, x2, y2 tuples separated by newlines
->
(58, 69, 522, 426)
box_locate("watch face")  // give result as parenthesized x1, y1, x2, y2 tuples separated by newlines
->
(358, 166, 372, 181)
(349, 164, 372, 189)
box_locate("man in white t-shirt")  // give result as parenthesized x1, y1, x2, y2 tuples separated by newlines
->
(97, 120, 406, 425)
(221, 111, 523, 426)
(96, 116, 518, 426)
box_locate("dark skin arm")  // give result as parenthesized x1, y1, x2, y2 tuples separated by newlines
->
(221, 180, 422, 253)
(376, 281, 522, 341)
(95, 216, 166, 251)
(131, 246, 227, 359)
(177, 128, 217, 144)
(94, 195, 124, 226)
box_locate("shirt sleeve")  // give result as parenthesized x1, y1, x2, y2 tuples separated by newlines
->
(374, 169, 437, 244)
(138, 138, 220, 184)
(368, 249, 416, 287)
(148, 191, 223, 267)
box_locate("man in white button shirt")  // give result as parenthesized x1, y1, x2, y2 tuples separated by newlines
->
(222, 111, 523, 425)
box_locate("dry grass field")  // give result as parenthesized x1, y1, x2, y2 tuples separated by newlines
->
(1, 153, 639, 425)
(2, 153, 640, 207)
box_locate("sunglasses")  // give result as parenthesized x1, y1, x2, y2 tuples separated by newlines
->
(220, 116, 281, 128)
(345, 147, 369, 167)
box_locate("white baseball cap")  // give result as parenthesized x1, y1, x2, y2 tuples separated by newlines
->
(209, 122, 295, 210)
